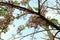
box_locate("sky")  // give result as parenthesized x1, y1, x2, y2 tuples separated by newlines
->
(0, 0, 60, 40)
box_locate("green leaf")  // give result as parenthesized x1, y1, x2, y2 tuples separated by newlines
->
(0, 7, 7, 16)
(33, 7, 38, 11)
(50, 19, 58, 29)
(50, 19, 58, 24)
(12, 1, 20, 5)
(2, 29, 7, 33)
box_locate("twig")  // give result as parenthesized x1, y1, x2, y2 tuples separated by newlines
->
(31, 28, 36, 40)
(55, 31, 60, 37)
(53, 31, 60, 40)
(46, 6, 60, 10)
(41, 0, 47, 9)
(16, 29, 57, 40)
(16, 13, 27, 19)
(42, 0, 47, 5)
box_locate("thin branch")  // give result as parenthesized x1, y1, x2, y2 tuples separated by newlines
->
(38, 0, 41, 13)
(0, 2, 60, 30)
(55, 31, 60, 37)
(15, 29, 56, 40)
(41, 0, 47, 9)
(42, 0, 47, 6)
(53, 31, 60, 40)
(46, 6, 60, 10)
(16, 13, 27, 19)
(31, 28, 36, 40)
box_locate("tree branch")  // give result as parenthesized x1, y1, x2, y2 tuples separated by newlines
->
(0, 2, 60, 30)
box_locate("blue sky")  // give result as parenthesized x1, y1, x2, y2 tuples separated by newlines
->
(1, 0, 60, 40)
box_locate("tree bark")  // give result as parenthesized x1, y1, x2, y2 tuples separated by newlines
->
(45, 28, 54, 40)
